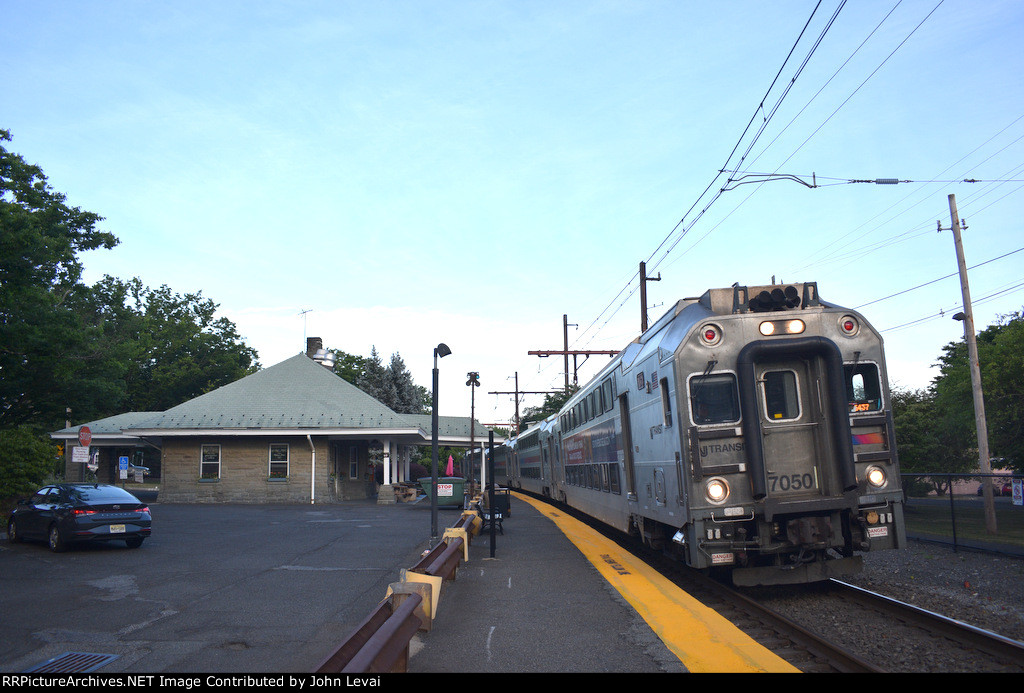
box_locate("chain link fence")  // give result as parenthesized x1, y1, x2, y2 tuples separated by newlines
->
(900, 473, 1024, 553)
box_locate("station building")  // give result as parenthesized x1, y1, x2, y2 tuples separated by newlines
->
(50, 350, 492, 504)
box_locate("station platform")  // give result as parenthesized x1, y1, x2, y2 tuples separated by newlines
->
(407, 492, 797, 673)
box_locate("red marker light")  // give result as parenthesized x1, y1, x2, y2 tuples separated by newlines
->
(699, 324, 722, 345)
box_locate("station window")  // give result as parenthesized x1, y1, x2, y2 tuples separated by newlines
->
(348, 446, 359, 480)
(200, 444, 221, 480)
(845, 363, 883, 412)
(763, 370, 800, 420)
(269, 443, 289, 478)
(689, 373, 740, 425)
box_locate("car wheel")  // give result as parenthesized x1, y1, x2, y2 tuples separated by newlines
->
(7, 519, 21, 543)
(48, 524, 66, 553)
(125, 537, 144, 549)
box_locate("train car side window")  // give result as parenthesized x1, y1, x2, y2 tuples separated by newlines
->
(660, 377, 672, 427)
(763, 370, 800, 420)
(602, 379, 614, 412)
(689, 373, 740, 425)
(608, 463, 621, 494)
(845, 363, 883, 412)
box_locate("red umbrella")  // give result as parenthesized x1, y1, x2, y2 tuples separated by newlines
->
(446, 455, 454, 476)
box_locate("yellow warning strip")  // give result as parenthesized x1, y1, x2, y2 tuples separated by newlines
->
(515, 493, 799, 673)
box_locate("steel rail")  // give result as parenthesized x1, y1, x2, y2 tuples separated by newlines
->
(830, 579, 1024, 665)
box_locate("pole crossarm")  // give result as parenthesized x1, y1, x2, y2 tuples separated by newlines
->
(527, 350, 619, 356)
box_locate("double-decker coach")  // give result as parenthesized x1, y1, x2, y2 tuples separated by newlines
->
(512, 282, 905, 586)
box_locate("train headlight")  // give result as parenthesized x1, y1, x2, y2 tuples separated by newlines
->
(866, 466, 887, 488)
(705, 477, 730, 504)
(758, 319, 805, 336)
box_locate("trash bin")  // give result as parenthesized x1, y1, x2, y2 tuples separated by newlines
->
(419, 477, 466, 507)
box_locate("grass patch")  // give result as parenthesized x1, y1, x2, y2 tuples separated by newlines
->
(904, 498, 1024, 548)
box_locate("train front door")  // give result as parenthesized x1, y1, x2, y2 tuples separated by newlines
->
(754, 358, 825, 500)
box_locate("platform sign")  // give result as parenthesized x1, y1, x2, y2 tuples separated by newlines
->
(1013, 479, 1022, 506)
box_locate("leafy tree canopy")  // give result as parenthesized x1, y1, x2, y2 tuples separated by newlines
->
(520, 385, 579, 432)
(1, 130, 258, 433)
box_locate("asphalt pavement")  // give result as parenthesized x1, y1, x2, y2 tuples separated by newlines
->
(1, 500, 433, 673)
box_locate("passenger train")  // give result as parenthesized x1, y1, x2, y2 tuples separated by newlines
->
(496, 282, 905, 586)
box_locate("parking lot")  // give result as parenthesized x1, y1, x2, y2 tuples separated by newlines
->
(0, 500, 441, 673)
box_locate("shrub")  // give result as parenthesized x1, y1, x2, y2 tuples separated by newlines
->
(0, 427, 59, 499)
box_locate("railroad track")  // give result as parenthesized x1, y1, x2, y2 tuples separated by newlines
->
(825, 579, 1024, 672)
(653, 559, 880, 672)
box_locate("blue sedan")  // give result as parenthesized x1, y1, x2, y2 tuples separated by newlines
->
(7, 483, 152, 551)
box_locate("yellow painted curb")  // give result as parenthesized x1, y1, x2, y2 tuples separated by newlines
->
(515, 493, 799, 673)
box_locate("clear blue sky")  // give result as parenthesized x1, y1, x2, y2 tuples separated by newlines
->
(4, 1, 1022, 422)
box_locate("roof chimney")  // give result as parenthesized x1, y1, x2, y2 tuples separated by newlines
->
(306, 337, 323, 357)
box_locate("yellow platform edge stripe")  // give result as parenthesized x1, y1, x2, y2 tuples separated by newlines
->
(515, 492, 799, 674)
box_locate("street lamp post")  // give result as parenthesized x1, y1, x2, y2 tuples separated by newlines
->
(431, 343, 452, 545)
(466, 372, 480, 492)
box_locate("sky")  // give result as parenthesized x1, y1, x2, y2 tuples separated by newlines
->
(3, 1, 1023, 424)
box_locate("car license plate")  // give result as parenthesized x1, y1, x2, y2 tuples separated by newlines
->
(109, 524, 126, 534)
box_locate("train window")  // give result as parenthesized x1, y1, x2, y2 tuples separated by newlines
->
(602, 380, 614, 412)
(689, 373, 740, 425)
(583, 397, 590, 422)
(601, 464, 610, 492)
(763, 370, 800, 420)
(660, 377, 672, 427)
(608, 463, 621, 494)
(845, 363, 883, 412)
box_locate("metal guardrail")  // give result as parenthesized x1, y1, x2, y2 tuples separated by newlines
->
(314, 591, 424, 674)
(316, 504, 485, 673)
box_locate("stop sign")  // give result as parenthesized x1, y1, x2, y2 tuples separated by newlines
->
(78, 426, 92, 447)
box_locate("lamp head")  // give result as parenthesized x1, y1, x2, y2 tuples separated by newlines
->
(435, 343, 452, 358)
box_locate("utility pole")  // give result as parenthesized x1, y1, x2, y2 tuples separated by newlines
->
(941, 193, 996, 534)
(527, 348, 619, 386)
(640, 261, 661, 332)
(487, 372, 557, 433)
(563, 314, 575, 389)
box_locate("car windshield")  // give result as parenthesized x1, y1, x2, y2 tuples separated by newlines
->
(64, 485, 139, 503)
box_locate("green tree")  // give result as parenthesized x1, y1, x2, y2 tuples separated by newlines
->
(0, 129, 119, 431)
(932, 311, 1024, 473)
(353, 347, 428, 414)
(890, 387, 941, 473)
(0, 426, 59, 498)
(1, 130, 261, 431)
(84, 276, 260, 411)
(329, 349, 367, 386)
(388, 352, 428, 414)
(977, 311, 1024, 470)
(520, 385, 579, 431)
(357, 347, 397, 408)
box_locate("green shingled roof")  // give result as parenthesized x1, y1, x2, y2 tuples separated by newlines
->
(51, 353, 498, 444)
(125, 353, 421, 433)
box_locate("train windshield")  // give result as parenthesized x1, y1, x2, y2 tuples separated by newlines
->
(763, 370, 801, 421)
(689, 373, 740, 424)
(845, 363, 883, 413)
